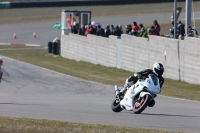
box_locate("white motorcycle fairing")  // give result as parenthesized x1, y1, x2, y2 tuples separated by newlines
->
(119, 74, 160, 111)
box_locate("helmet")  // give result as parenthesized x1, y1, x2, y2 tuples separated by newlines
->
(0, 57, 3, 67)
(153, 63, 164, 76)
(91, 21, 96, 26)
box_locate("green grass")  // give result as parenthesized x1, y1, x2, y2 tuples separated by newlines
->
(0, 116, 180, 133)
(1, 45, 200, 101)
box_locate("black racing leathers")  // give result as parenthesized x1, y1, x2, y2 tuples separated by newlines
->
(130, 69, 164, 88)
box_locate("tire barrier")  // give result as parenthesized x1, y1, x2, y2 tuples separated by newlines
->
(48, 42, 52, 54)
(52, 42, 57, 55)
(8, 0, 189, 8)
(57, 41, 60, 55)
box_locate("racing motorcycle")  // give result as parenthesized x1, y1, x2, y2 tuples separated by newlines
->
(111, 74, 160, 114)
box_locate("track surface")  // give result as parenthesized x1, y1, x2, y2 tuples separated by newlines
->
(0, 57, 200, 133)
(0, 12, 200, 45)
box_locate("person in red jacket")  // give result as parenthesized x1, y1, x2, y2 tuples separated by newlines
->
(132, 21, 140, 36)
(84, 25, 90, 36)
(153, 20, 160, 36)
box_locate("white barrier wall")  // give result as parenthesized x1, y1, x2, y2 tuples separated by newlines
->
(61, 33, 200, 84)
(61, 34, 118, 67)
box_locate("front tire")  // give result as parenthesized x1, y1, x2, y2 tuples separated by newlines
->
(133, 94, 152, 114)
(111, 99, 123, 112)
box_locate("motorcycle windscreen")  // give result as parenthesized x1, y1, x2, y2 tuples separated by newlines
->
(149, 74, 159, 85)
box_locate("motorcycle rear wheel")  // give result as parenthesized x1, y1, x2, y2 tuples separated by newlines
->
(111, 99, 123, 112)
(133, 94, 152, 114)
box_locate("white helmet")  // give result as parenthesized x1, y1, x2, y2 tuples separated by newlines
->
(91, 21, 96, 26)
(0, 57, 3, 67)
(153, 63, 164, 76)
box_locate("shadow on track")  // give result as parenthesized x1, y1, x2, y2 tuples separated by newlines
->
(141, 113, 200, 118)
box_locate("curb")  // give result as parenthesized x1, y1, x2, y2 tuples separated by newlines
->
(0, 43, 41, 47)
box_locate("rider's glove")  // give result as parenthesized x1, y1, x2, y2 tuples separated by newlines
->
(125, 76, 135, 87)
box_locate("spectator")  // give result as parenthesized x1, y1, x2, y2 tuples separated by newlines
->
(71, 22, 78, 34)
(132, 21, 140, 36)
(177, 21, 185, 36)
(126, 24, 132, 35)
(153, 20, 160, 36)
(113, 25, 121, 37)
(66, 14, 76, 28)
(139, 23, 147, 38)
(188, 26, 199, 37)
(119, 25, 123, 34)
(79, 24, 86, 35)
(149, 26, 156, 35)
(84, 25, 90, 36)
(96, 25, 105, 37)
(105, 25, 111, 37)
(89, 22, 97, 35)
(169, 21, 175, 38)
(111, 24, 115, 35)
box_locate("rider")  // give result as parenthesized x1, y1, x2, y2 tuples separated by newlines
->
(119, 63, 165, 95)
(0, 57, 3, 83)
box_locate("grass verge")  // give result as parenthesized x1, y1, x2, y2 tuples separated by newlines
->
(0, 116, 180, 133)
(0, 45, 200, 101)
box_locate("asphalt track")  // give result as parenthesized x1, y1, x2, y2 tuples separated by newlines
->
(0, 12, 200, 45)
(0, 56, 200, 133)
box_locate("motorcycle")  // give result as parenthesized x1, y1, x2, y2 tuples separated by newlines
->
(111, 74, 160, 114)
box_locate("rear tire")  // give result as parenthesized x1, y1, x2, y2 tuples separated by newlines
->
(111, 99, 123, 112)
(133, 94, 152, 114)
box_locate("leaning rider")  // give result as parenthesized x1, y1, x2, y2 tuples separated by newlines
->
(119, 63, 165, 95)
(0, 57, 3, 83)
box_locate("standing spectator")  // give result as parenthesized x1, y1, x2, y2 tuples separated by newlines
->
(84, 25, 90, 36)
(111, 24, 115, 35)
(119, 25, 123, 34)
(169, 21, 175, 38)
(113, 25, 121, 37)
(71, 22, 78, 34)
(149, 26, 156, 35)
(132, 21, 140, 36)
(153, 20, 160, 36)
(104, 25, 111, 37)
(177, 21, 185, 36)
(66, 14, 76, 28)
(139, 24, 147, 38)
(126, 24, 132, 35)
(89, 21, 97, 35)
(96, 25, 105, 37)
(188, 26, 199, 37)
(79, 24, 86, 35)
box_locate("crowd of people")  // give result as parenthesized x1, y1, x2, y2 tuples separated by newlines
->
(169, 21, 199, 38)
(69, 20, 161, 39)
(70, 21, 124, 38)
(67, 14, 198, 39)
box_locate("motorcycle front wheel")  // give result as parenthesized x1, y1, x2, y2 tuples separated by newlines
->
(111, 99, 123, 112)
(133, 94, 152, 114)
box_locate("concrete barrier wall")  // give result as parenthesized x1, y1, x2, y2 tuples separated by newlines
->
(61, 34, 118, 67)
(61, 33, 200, 84)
